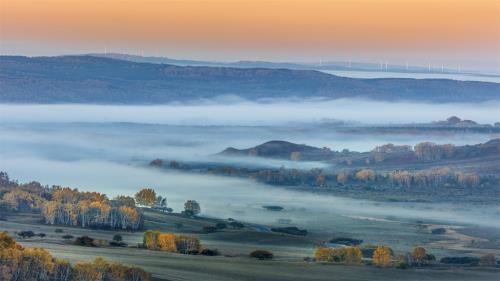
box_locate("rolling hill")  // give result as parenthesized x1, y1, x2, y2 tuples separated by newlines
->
(1, 55, 499, 104)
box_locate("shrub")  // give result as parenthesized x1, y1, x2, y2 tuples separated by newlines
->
(17, 230, 35, 238)
(113, 234, 123, 242)
(215, 222, 227, 229)
(270, 226, 307, 236)
(329, 237, 363, 246)
(54, 228, 64, 233)
(250, 250, 274, 260)
(37, 233, 46, 238)
(229, 221, 245, 229)
(109, 241, 127, 247)
(200, 248, 220, 256)
(440, 256, 480, 266)
(62, 234, 74, 240)
(431, 228, 446, 235)
(74, 235, 96, 247)
(201, 226, 218, 233)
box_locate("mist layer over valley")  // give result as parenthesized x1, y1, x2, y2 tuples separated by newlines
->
(1, 101, 499, 251)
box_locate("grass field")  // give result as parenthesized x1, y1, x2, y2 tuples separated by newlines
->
(1, 210, 499, 281)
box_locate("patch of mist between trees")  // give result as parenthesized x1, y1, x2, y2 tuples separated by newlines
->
(2, 157, 499, 229)
(0, 98, 499, 125)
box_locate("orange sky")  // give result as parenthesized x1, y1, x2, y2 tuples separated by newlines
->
(1, 0, 499, 71)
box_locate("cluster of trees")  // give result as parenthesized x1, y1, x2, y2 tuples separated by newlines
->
(0, 232, 150, 281)
(314, 247, 363, 264)
(143, 230, 201, 254)
(314, 245, 497, 269)
(386, 168, 481, 188)
(0, 172, 144, 231)
(42, 187, 143, 230)
(414, 142, 456, 161)
(163, 161, 490, 189)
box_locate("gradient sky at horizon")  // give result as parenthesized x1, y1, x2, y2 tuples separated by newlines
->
(1, 0, 499, 73)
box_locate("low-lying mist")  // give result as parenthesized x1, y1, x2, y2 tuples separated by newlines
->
(3, 158, 499, 230)
(1, 99, 499, 125)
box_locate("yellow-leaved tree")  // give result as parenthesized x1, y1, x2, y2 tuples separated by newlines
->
(372, 246, 392, 267)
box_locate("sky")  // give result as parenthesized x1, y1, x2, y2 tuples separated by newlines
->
(1, 0, 499, 73)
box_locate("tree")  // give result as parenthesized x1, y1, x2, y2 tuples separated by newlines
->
(154, 196, 168, 212)
(336, 172, 349, 184)
(175, 235, 201, 254)
(134, 188, 157, 207)
(184, 200, 201, 216)
(157, 233, 177, 252)
(143, 230, 160, 250)
(411, 246, 427, 266)
(355, 169, 375, 181)
(0, 231, 16, 249)
(372, 246, 392, 267)
(113, 196, 136, 208)
(479, 253, 496, 267)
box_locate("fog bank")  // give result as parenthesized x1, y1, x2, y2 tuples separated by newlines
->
(1, 99, 499, 125)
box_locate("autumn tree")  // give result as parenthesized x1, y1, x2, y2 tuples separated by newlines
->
(134, 188, 157, 207)
(479, 253, 497, 267)
(355, 169, 375, 181)
(157, 233, 177, 252)
(143, 230, 161, 250)
(175, 235, 201, 254)
(372, 246, 392, 267)
(411, 246, 427, 266)
(336, 171, 350, 184)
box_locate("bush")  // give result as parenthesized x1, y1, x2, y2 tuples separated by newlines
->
(229, 221, 245, 229)
(62, 234, 74, 240)
(215, 222, 227, 229)
(74, 236, 96, 247)
(201, 226, 218, 233)
(113, 234, 123, 242)
(17, 230, 35, 238)
(109, 241, 127, 247)
(431, 228, 446, 235)
(54, 229, 64, 233)
(37, 233, 46, 238)
(440, 256, 480, 266)
(200, 248, 220, 256)
(270, 226, 307, 236)
(329, 237, 363, 246)
(250, 250, 274, 260)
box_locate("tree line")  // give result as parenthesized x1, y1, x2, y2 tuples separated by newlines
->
(0, 172, 143, 230)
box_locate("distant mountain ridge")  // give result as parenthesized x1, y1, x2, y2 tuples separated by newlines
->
(1, 55, 499, 104)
